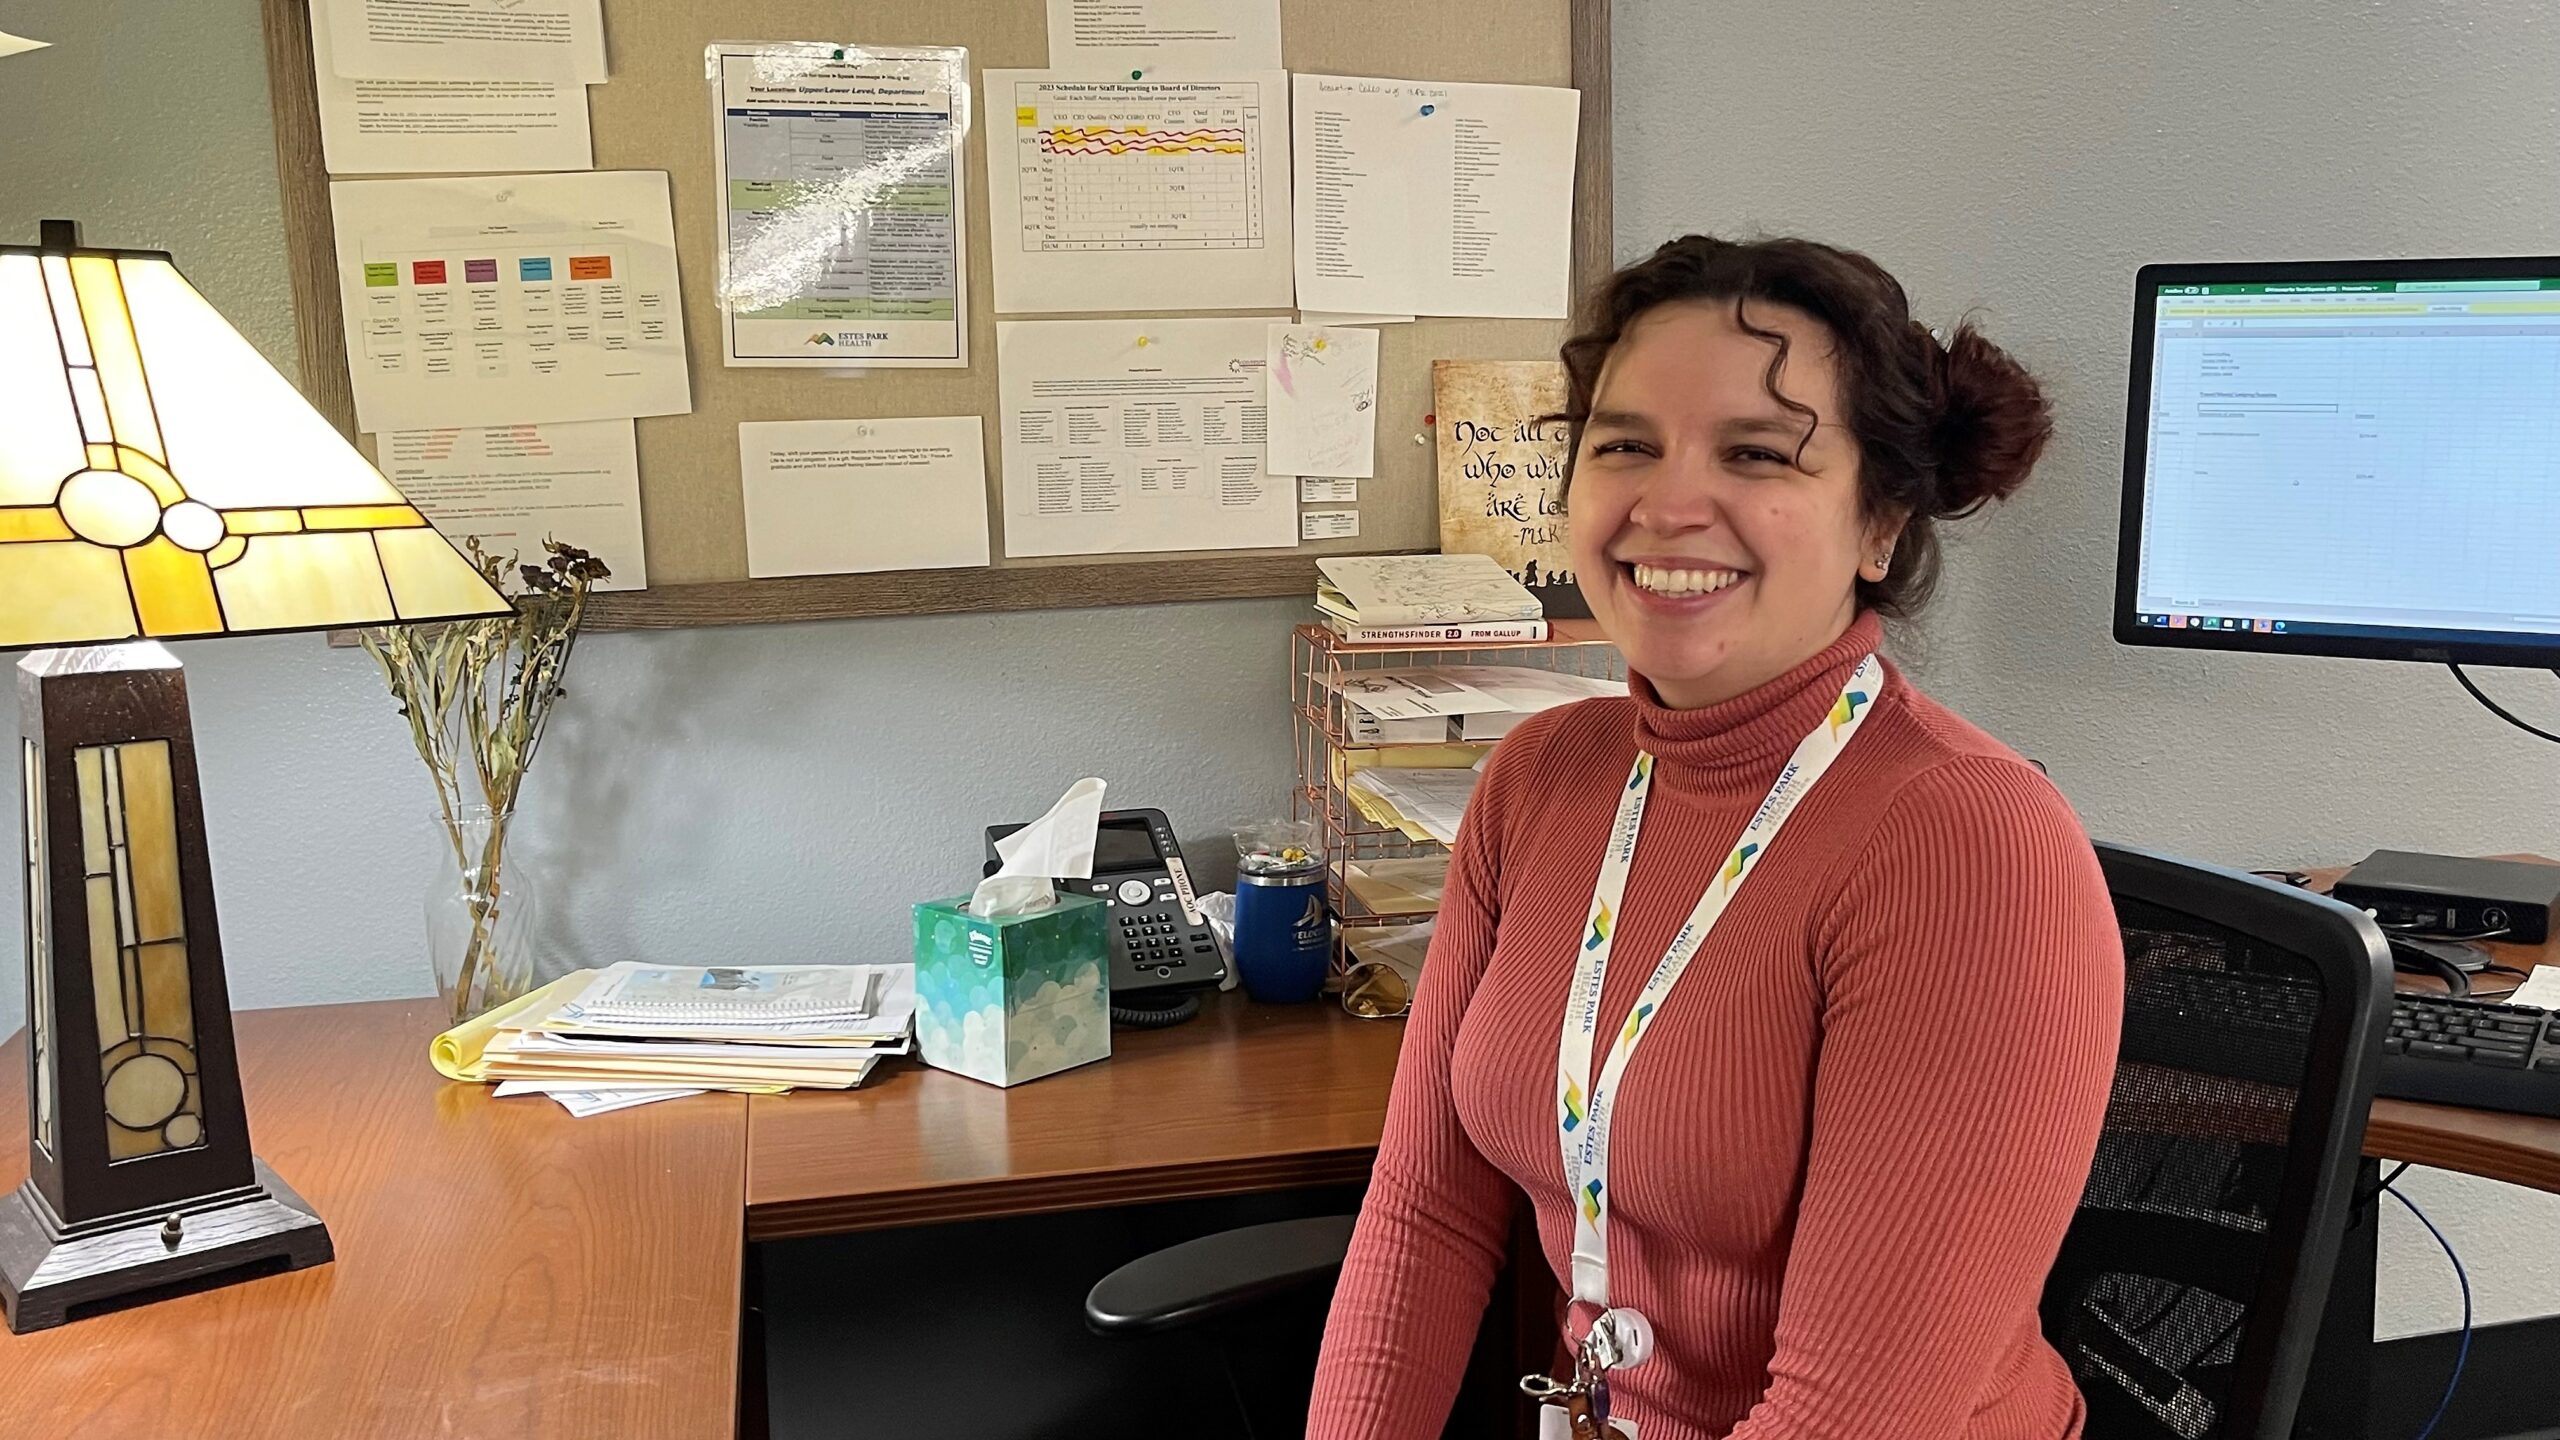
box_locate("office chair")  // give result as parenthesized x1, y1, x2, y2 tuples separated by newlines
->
(2043, 844, 2390, 1440)
(1085, 842, 2393, 1440)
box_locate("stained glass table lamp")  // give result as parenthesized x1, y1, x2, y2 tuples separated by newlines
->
(0, 222, 509, 1331)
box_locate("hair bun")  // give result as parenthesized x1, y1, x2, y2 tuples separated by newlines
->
(1934, 322, 2052, 515)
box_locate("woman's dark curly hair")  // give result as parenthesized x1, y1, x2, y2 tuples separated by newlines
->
(1559, 235, 2052, 617)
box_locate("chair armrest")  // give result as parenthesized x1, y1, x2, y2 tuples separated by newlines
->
(1085, 1215, 1357, 1336)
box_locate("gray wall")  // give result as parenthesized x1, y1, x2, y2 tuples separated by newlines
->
(0, 0, 2548, 1344)
(1615, 0, 2560, 1337)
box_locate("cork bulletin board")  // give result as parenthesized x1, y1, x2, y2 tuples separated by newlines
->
(259, 0, 1615, 631)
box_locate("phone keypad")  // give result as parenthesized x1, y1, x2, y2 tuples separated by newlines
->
(1119, 910, 1216, 972)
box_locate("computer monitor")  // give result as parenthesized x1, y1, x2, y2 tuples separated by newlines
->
(2115, 256, 2560, 668)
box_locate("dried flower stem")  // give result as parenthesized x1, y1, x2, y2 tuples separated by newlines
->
(362, 537, 611, 1020)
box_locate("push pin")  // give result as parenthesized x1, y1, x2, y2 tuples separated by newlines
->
(1131, 69, 1145, 80)
(1420, 104, 1437, 116)
(1313, 336, 1328, 351)
(1136, 334, 1153, 348)
(832, 48, 846, 60)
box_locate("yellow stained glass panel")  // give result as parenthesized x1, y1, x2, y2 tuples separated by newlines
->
(25, 739, 53, 1156)
(126, 537, 224, 637)
(137, 941, 193, 1049)
(0, 541, 135, 645)
(40, 255, 88, 365)
(73, 746, 106, 876)
(206, 534, 246, 568)
(113, 447, 185, 506)
(57, 468, 159, 547)
(116, 742, 182, 944)
(68, 256, 163, 464)
(212, 530, 395, 631)
(119, 258, 407, 510)
(379, 526, 512, 622)
(106, 1115, 162, 1160)
(0, 508, 74, 542)
(66, 367, 110, 445)
(223, 509, 301, 535)
(86, 874, 123, 1041)
(0, 256, 85, 507)
(303, 504, 425, 531)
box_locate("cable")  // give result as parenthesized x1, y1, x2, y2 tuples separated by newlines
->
(2376, 921, 2510, 944)
(2388, 940, 2472, 998)
(2385, 1182, 2470, 1440)
(2448, 664, 2560, 744)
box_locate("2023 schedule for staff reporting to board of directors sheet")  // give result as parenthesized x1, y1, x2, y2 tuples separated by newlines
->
(984, 71, 1296, 314)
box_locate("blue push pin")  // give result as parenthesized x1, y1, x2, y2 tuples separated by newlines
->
(1419, 104, 1436, 116)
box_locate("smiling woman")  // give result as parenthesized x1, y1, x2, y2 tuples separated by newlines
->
(1310, 236, 2125, 1440)
(1559, 234, 2053, 707)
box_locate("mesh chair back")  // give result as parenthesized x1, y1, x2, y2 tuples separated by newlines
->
(2042, 844, 2391, 1440)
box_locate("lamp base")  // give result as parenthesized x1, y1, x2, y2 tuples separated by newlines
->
(0, 1156, 331, 1332)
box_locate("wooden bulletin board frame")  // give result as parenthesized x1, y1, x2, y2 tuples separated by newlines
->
(258, 0, 1613, 632)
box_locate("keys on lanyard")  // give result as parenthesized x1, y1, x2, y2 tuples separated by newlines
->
(1520, 1308, 1651, 1438)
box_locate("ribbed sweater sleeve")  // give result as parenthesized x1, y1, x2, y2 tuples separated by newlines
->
(1725, 757, 2122, 1440)
(1306, 721, 1554, 1439)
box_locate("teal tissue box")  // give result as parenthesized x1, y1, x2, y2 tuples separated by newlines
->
(910, 892, 1112, 1087)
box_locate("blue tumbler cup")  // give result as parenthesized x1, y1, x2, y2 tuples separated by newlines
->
(1232, 860, 1330, 1003)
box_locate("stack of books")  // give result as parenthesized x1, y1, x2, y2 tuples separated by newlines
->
(1316, 554, 1547, 644)
(438, 962, 915, 1116)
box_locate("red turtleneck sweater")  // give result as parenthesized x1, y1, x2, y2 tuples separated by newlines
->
(1307, 615, 2123, 1440)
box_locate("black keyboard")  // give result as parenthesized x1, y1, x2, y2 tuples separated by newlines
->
(2380, 993, 2560, 1119)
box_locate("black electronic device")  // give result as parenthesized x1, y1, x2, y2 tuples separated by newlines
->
(2380, 992, 2560, 1119)
(984, 808, 1227, 1016)
(2333, 849, 2560, 944)
(2115, 255, 2560, 667)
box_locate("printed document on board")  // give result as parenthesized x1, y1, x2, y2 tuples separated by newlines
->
(739, 417, 992, 577)
(329, 171, 692, 431)
(983, 70, 1293, 313)
(710, 44, 970, 368)
(379, 420, 647, 589)
(1044, 0, 1282, 71)
(996, 317, 1295, 557)
(309, 0, 591, 174)
(1264, 323, 1378, 477)
(322, 0, 607, 82)
(1292, 74, 1579, 318)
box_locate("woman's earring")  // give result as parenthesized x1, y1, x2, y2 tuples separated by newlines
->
(1871, 549, 1893, 578)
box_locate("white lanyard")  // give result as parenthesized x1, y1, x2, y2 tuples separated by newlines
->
(1556, 655, 1883, 1313)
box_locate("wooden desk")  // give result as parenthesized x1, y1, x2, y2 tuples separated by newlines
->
(0, 1000, 747, 1439)
(2302, 859, 2560, 1193)
(746, 994, 1405, 1239)
(3, 939, 2551, 1439)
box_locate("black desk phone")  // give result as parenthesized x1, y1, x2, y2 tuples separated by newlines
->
(983, 808, 1227, 1010)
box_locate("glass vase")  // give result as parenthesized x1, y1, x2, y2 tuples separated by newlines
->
(426, 805, 543, 1025)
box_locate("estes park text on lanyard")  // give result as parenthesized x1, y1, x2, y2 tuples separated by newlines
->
(1522, 655, 1883, 1440)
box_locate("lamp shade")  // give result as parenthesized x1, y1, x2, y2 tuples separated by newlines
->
(0, 240, 509, 648)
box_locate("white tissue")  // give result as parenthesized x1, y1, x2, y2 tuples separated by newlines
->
(971, 777, 1109, 916)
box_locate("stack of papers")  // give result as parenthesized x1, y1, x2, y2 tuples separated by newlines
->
(442, 963, 915, 1116)
(1343, 856, 1450, 916)
(1329, 663, 1627, 744)
(1347, 766, 1482, 845)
